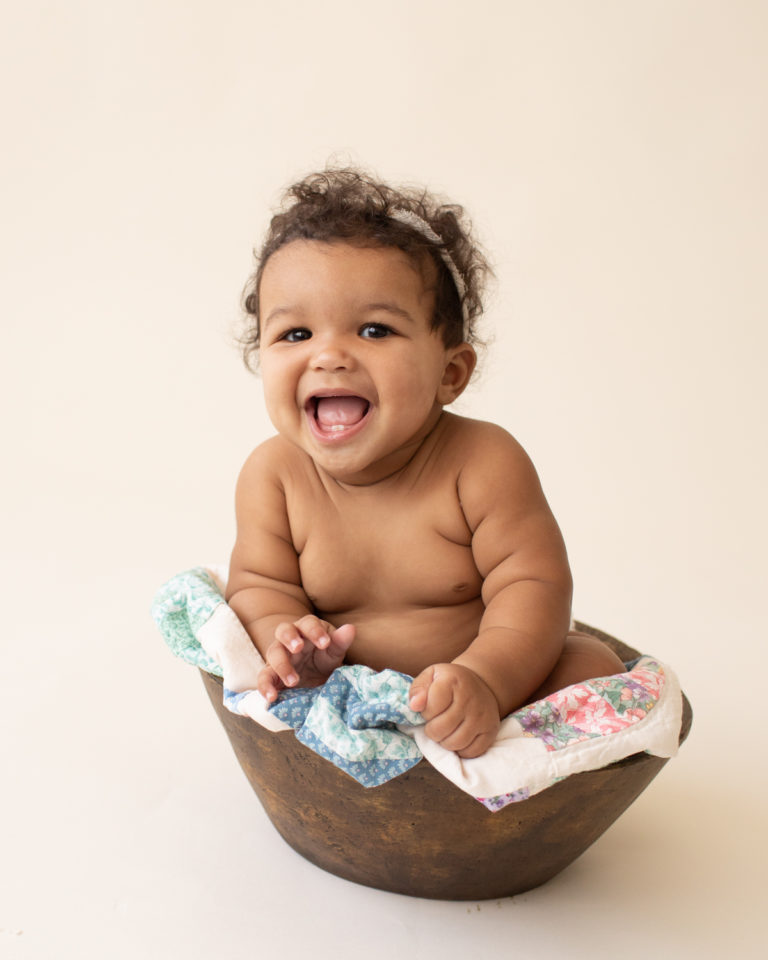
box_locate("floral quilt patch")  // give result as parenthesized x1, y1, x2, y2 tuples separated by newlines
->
(514, 663, 664, 750)
(475, 662, 666, 811)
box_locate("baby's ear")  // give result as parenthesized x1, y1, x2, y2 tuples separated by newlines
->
(437, 343, 477, 404)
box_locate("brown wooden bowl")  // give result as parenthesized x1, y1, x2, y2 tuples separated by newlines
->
(200, 623, 692, 900)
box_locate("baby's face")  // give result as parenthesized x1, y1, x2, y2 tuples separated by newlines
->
(258, 240, 471, 485)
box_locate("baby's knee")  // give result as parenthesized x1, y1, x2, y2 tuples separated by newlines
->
(531, 632, 626, 701)
(562, 631, 626, 677)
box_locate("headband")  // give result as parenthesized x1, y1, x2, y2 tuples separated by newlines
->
(388, 209, 469, 334)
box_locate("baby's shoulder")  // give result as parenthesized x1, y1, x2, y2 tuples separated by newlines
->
(237, 435, 312, 489)
(235, 437, 320, 529)
(241, 434, 293, 467)
(442, 413, 528, 462)
(441, 414, 540, 494)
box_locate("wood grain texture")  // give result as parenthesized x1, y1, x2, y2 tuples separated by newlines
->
(200, 625, 692, 900)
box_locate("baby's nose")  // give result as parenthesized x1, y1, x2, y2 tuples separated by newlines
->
(311, 336, 355, 372)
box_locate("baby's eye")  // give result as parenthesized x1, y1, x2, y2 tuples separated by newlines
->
(280, 328, 312, 343)
(359, 323, 392, 339)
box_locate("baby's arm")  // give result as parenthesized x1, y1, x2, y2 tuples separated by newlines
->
(225, 442, 354, 701)
(411, 424, 572, 757)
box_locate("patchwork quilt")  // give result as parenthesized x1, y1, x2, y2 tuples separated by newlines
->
(152, 566, 683, 810)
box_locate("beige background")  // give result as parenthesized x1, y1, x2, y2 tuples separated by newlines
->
(3, 1, 766, 957)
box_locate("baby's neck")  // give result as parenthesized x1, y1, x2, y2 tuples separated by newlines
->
(315, 408, 449, 490)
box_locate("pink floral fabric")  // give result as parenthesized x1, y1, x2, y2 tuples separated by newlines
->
(477, 660, 666, 811)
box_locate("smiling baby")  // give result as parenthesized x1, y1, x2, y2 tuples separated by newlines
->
(226, 168, 624, 758)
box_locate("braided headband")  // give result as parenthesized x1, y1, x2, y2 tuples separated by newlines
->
(388, 209, 469, 335)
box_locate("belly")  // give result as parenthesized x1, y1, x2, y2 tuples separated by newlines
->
(332, 598, 485, 676)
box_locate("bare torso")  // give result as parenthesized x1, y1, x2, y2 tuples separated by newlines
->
(227, 411, 624, 758)
(278, 414, 484, 674)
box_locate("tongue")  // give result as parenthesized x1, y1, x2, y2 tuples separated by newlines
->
(316, 396, 368, 427)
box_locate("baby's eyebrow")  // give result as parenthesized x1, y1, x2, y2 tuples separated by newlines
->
(262, 306, 300, 329)
(262, 301, 414, 329)
(362, 302, 415, 322)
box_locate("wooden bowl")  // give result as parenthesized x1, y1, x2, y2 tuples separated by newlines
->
(200, 623, 692, 900)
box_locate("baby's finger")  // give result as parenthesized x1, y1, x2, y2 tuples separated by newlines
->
(328, 623, 356, 654)
(408, 665, 436, 713)
(310, 623, 356, 676)
(264, 640, 300, 688)
(423, 709, 464, 745)
(414, 667, 455, 719)
(438, 713, 500, 757)
(256, 665, 283, 704)
(293, 615, 331, 650)
(274, 621, 308, 655)
(455, 729, 497, 759)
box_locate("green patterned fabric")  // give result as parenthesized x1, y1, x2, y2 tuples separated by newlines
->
(152, 567, 224, 676)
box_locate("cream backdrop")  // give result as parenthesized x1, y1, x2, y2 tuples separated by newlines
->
(3, 2, 765, 958)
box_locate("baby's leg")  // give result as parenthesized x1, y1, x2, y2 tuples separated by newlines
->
(529, 631, 627, 702)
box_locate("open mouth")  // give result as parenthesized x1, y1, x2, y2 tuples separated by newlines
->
(306, 395, 371, 439)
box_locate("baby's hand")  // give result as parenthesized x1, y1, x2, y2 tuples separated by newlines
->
(408, 663, 501, 759)
(257, 616, 356, 704)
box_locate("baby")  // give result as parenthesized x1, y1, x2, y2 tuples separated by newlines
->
(226, 168, 624, 759)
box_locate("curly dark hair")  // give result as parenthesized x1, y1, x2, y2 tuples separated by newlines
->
(239, 167, 491, 369)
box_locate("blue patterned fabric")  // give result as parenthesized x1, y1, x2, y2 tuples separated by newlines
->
(269, 666, 424, 787)
(152, 567, 425, 786)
